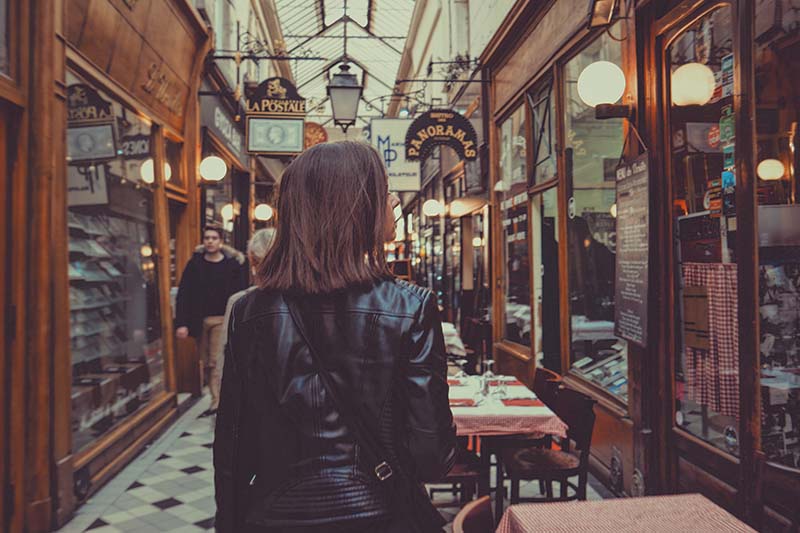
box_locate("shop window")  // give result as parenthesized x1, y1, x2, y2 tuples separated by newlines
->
(499, 105, 530, 346)
(0, 0, 8, 75)
(202, 156, 234, 241)
(565, 25, 628, 401)
(527, 77, 557, 184)
(667, 6, 739, 453)
(165, 138, 184, 190)
(531, 187, 561, 372)
(755, 3, 800, 467)
(66, 71, 165, 453)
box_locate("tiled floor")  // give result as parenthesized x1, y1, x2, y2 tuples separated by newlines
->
(59, 395, 610, 532)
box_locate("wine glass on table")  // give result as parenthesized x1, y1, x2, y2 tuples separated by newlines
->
(453, 359, 469, 379)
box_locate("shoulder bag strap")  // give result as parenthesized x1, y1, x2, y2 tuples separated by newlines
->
(284, 297, 395, 483)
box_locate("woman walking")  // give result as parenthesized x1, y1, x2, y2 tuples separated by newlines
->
(214, 141, 456, 532)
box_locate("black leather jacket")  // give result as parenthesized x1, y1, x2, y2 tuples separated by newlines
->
(214, 279, 457, 532)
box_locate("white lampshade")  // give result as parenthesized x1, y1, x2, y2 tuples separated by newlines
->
(140, 244, 153, 258)
(577, 61, 626, 107)
(671, 63, 716, 106)
(327, 64, 363, 132)
(422, 199, 445, 217)
(200, 155, 228, 182)
(140, 159, 172, 184)
(221, 203, 234, 221)
(254, 203, 274, 221)
(610, 203, 618, 218)
(757, 159, 786, 181)
(472, 236, 484, 247)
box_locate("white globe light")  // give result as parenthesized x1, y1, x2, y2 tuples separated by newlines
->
(422, 199, 444, 217)
(610, 203, 618, 218)
(671, 63, 716, 107)
(140, 244, 153, 257)
(254, 203, 274, 221)
(221, 203, 234, 220)
(472, 236, 483, 247)
(200, 155, 228, 181)
(140, 159, 155, 184)
(757, 159, 786, 181)
(577, 61, 626, 107)
(164, 162, 172, 181)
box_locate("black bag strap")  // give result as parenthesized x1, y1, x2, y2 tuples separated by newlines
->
(285, 297, 395, 483)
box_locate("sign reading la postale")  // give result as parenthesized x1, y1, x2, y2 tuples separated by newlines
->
(405, 109, 478, 161)
(245, 77, 306, 116)
(67, 84, 114, 123)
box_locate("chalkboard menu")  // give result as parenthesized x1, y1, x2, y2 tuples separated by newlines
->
(614, 153, 650, 347)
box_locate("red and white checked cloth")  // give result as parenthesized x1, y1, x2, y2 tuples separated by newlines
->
(682, 262, 739, 419)
(449, 379, 567, 438)
(496, 494, 756, 533)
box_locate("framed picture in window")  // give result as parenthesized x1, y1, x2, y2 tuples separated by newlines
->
(67, 123, 118, 163)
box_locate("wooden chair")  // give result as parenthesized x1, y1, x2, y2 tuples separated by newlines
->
(452, 495, 494, 533)
(429, 442, 486, 506)
(501, 387, 597, 503)
(532, 367, 561, 409)
(754, 451, 800, 532)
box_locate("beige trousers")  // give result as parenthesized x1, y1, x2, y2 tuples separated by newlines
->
(198, 315, 225, 409)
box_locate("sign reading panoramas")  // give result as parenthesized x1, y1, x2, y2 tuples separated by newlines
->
(371, 119, 420, 191)
(405, 109, 478, 162)
(246, 77, 306, 155)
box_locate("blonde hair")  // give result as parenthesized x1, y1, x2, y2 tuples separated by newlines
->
(247, 228, 276, 265)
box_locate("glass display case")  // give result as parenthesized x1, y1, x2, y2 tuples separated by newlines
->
(564, 24, 629, 401)
(66, 71, 166, 453)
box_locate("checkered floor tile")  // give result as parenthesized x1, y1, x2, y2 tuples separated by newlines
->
(59, 394, 609, 532)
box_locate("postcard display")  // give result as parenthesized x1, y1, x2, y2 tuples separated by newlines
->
(67, 73, 165, 453)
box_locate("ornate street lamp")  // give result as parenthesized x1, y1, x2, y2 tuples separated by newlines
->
(327, 64, 363, 133)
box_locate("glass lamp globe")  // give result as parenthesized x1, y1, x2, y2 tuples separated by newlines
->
(757, 159, 785, 181)
(671, 63, 716, 106)
(139, 159, 171, 184)
(221, 203, 234, 220)
(577, 61, 626, 107)
(254, 203, 274, 221)
(200, 155, 228, 182)
(422, 199, 445, 217)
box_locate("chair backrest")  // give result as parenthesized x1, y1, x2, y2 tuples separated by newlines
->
(754, 451, 800, 532)
(533, 367, 561, 408)
(553, 386, 596, 456)
(452, 495, 493, 533)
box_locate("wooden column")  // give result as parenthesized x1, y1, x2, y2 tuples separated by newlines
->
(26, 0, 57, 529)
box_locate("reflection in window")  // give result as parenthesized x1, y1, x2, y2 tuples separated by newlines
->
(668, 7, 739, 454)
(500, 106, 530, 346)
(66, 71, 165, 453)
(532, 188, 561, 371)
(528, 78, 557, 184)
(165, 139, 184, 189)
(565, 25, 628, 401)
(755, 3, 800, 468)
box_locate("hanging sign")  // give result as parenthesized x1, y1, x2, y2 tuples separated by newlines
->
(371, 118, 420, 191)
(405, 109, 478, 161)
(246, 77, 306, 155)
(614, 153, 650, 347)
(66, 84, 118, 164)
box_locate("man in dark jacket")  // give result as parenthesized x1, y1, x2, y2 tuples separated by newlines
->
(175, 225, 247, 416)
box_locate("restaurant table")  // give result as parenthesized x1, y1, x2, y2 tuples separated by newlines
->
(448, 375, 568, 521)
(496, 493, 758, 532)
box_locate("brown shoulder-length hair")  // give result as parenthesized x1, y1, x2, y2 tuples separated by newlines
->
(257, 141, 392, 294)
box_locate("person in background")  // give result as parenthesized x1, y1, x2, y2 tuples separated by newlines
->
(175, 225, 248, 417)
(214, 141, 455, 532)
(218, 228, 276, 367)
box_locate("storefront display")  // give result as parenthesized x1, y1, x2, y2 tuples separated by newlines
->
(66, 71, 166, 453)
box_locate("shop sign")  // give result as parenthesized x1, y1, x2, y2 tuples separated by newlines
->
(614, 153, 650, 347)
(405, 109, 478, 162)
(201, 92, 246, 164)
(304, 121, 329, 149)
(371, 118, 421, 191)
(67, 84, 118, 164)
(120, 134, 151, 160)
(245, 77, 306, 155)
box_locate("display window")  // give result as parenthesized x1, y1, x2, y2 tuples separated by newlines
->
(65, 70, 166, 453)
(564, 26, 629, 401)
(754, 2, 800, 468)
(165, 138, 185, 190)
(202, 154, 234, 240)
(528, 77, 557, 185)
(499, 105, 531, 346)
(531, 187, 561, 372)
(666, 5, 740, 453)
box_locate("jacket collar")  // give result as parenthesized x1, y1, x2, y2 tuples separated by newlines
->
(193, 244, 246, 265)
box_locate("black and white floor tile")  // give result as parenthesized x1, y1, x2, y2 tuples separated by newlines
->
(59, 393, 609, 532)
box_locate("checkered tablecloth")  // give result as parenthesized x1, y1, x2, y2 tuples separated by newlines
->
(682, 262, 740, 419)
(496, 494, 756, 532)
(449, 377, 567, 438)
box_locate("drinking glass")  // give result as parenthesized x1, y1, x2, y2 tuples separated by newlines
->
(482, 359, 496, 379)
(453, 359, 469, 379)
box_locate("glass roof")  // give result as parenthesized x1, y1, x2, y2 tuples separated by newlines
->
(274, 0, 415, 126)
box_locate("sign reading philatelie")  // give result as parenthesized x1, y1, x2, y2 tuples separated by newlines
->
(371, 119, 420, 191)
(614, 153, 650, 347)
(405, 109, 478, 161)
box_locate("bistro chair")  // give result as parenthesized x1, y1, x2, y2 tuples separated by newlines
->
(754, 451, 800, 532)
(452, 495, 493, 533)
(532, 367, 562, 409)
(429, 440, 486, 506)
(501, 386, 597, 503)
